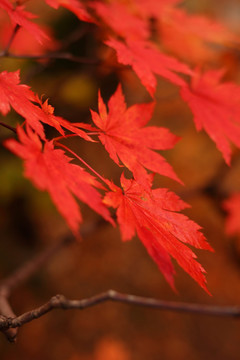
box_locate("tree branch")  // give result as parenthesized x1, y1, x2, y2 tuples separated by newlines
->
(1, 289, 240, 333)
(0, 22, 97, 64)
(0, 25, 20, 57)
(0, 235, 74, 297)
(0, 293, 18, 342)
(0, 51, 100, 64)
(0, 234, 74, 342)
(0, 219, 106, 342)
(0, 121, 17, 134)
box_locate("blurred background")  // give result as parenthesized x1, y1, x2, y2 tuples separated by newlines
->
(1, 1, 240, 359)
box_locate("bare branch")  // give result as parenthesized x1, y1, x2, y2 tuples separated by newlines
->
(0, 121, 17, 134)
(0, 51, 100, 64)
(0, 219, 105, 297)
(1, 289, 240, 333)
(0, 219, 106, 342)
(0, 235, 74, 297)
(0, 294, 18, 342)
(60, 24, 92, 49)
(0, 22, 96, 64)
(0, 235, 74, 342)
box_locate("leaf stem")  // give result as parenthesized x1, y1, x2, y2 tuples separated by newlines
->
(0, 25, 20, 56)
(55, 141, 110, 187)
(53, 134, 78, 142)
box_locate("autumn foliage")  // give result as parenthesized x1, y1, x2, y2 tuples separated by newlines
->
(1, 0, 240, 295)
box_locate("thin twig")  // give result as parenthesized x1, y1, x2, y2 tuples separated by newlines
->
(0, 219, 104, 296)
(0, 235, 74, 297)
(0, 294, 18, 342)
(0, 25, 20, 57)
(0, 234, 74, 342)
(1, 289, 240, 332)
(60, 24, 91, 50)
(0, 52, 100, 64)
(0, 121, 17, 134)
(0, 219, 106, 342)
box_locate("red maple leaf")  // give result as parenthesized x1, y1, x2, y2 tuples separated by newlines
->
(45, 0, 94, 23)
(90, 84, 181, 188)
(103, 174, 213, 292)
(5, 126, 113, 236)
(0, 70, 45, 137)
(223, 193, 240, 236)
(0, 17, 59, 55)
(91, 1, 149, 41)
(0, 70, 92, 141)
(0, 0, 49, 43)
(134, 0, 181, 16)
(180, 69, 240, 164)
(35, 96, 94, 142)
(106, 38, 192, 96)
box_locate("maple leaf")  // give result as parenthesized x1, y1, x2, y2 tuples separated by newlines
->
(223, 193, 240, 236)
(133, 0, 181, 17)
(0, 70, 92, 141)
(103, 174, 212, 292)
(0, 0, 49, 43)
(90, 84, 181, 188)
(0, 18, 59, 55)
(35, 96, 94, 142)
(180, 69, 240, 164)
(159, 8, 239, 64)
(45, 0, 94, 23)
(132, 0, 237, 62)
(5, 126, 113, 236)
(0, 70, 45, 137)
(91, 1, 149, 41)
(106, 38, 192, 96)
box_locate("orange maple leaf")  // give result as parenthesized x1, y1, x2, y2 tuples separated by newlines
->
(160, 8, 239, 63)
(133, 0, 238, 63)
(181, 69, 240, 164)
